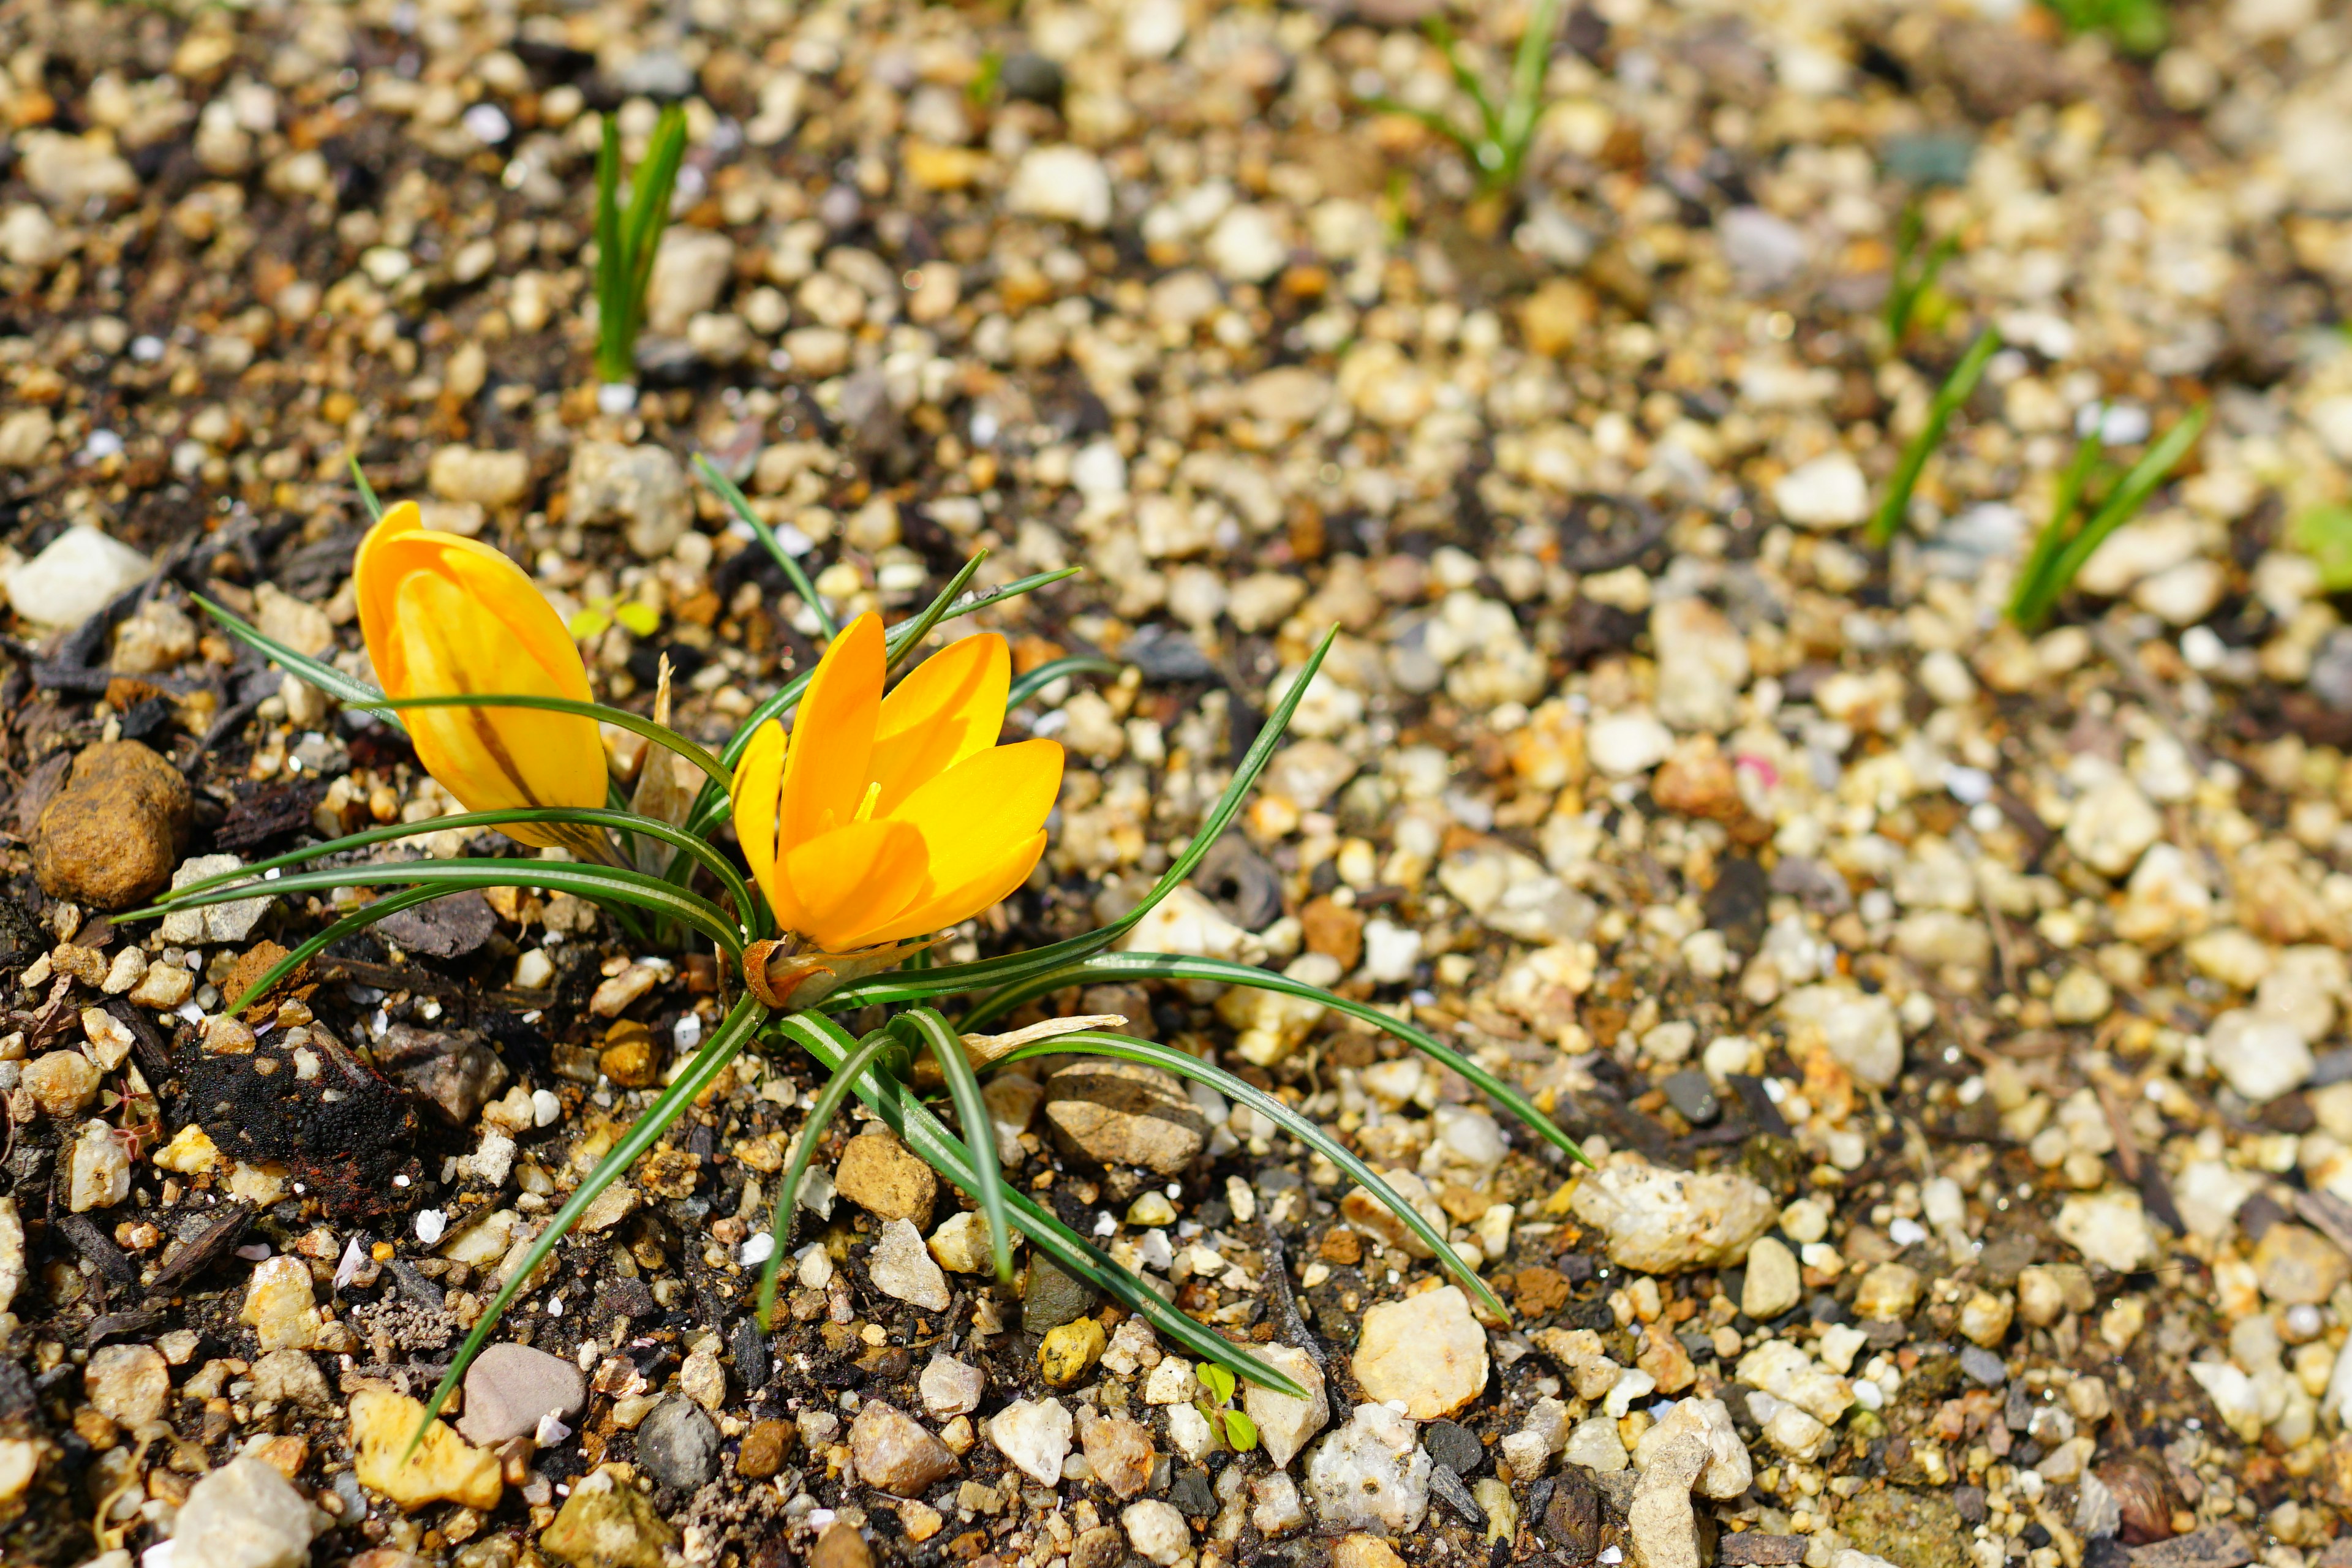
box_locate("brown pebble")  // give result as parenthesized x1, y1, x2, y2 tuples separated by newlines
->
(736, 1419, 794, 1480)
(32, 739, 189, 909)
(1511, 1267, 1572, 1318)
(1317, 1227, 1363, 1265)
(810, 1520, 874, 1568)
(600, 1020, 660, 1088)
(1300, 897, 1365, 971)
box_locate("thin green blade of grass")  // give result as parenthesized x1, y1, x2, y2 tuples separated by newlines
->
(139, 806, 755, 933)
(137, 859, 745, 959)
(1866, 325, 2002, 548)
(350, 458, 385, 523)
(594, 116, 628, 382)
(407, 996, 769, 1456)
(621, 107, 689, 306)
(2011, 404, 2209, 631)
(824, 628, 1340, 1008)
(1422, 14, 1503, 147)
(892, 1008, 1014, 1284)
(1499, 0, 1562, 173)
(1006, 657, 1121, 710)
(1884, 232, 1958, 347)
(1001, 1030, 1509, 1321)
(692, 453, 838, 640)
(371, 693, 731, 788)
(2007, 429, 2103, 628)
(880, 549, 991, 676)
(220, 885, 449, 1012)
(754, 1027, 903, 1327)
(774, 1011, 1307, 1398)
(962, 949, 1586, 1168)
(193, 594, 404, 731)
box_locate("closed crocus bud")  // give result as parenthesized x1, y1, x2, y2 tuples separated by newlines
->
(353, 501, 605, 847)
(732, 612, 1062, 953)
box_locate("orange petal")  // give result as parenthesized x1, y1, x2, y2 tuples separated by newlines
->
(780, 612, 883, 854)
(858, 828, 1047, 947)
(780, 818, 925, 951)
(886, 739, 1063, 893)
(730, 721, 801, 933)
(867, 633, 1009, 814)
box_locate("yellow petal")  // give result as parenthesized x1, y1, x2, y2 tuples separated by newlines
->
(780, 612, 883, 854)
(352, 500, 424, 666)
(731, 720, 801, 933)
(886, 739, 1063, 893)
(367, 532, 603, 848)
(867, 632, 1010, 815)
(780, 819, 925, 951)
(858, 828, 1048, 948)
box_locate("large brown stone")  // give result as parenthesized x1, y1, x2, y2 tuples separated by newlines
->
(1043, 1061, 1209, 1175)
(32, 741, 189, 909)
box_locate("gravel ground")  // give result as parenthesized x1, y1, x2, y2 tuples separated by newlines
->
(4, 2, 2352, 1567)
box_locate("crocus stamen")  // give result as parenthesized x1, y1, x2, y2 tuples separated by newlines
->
(853, 780, 882, 823)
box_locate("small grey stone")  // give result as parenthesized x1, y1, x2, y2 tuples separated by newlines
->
(1719, 206, 1810, 291)
(374, 1024, 510, 1128)
(1661, 1071, 1720, 1125)
(377, 892, 497, 960)
(1126, 625, 1219, 683)
(1959, 1347, 2007, 1387)
(1166, 1465, 1214, 1517)
(1422, 1419, 1483, 1476)
(1882, 132, 1976, 187)
(1427, 1460, 1487, 1528)
(611, 51, 695, 98)
(1023, 1253, 1098, 1333)
(459, 1342, 586, 1446)
(2313, 629, 2352, 713)
(998, 51, 1065, 105)
(638, 1393, 722, 1491)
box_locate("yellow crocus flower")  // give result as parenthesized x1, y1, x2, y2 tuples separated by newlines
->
(354, 501, 606, 849)
(733, 612, 1061, 953)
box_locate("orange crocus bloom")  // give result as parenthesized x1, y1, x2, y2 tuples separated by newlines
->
(353, 500, 606, 848)
(731, 612, 1061, 952)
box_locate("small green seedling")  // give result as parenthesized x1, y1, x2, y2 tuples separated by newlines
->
(1868, 326, 2003, 549)
(968, 49, 1004, 108)
(1883, 198, 1959, 350)
(593, 104, 690, 386)
(1362, 0, 1564, 199)
(1194, 1363, 1259, 1453)
(2288, 504, 2352, 594)
(2007, 404, 2209, 630)
(2043, 0, 2169, 57)
(567, 594, 662, 641)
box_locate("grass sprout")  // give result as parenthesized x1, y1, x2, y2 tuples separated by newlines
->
(1362, 0, 1564, 198)
(151, 461, 1591, 1461)
(593, 104, 689, 385)
(1866, 326, 2002, 549)
(2007, 403, 2209, 630)
(1882, 198, 1959, 349)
